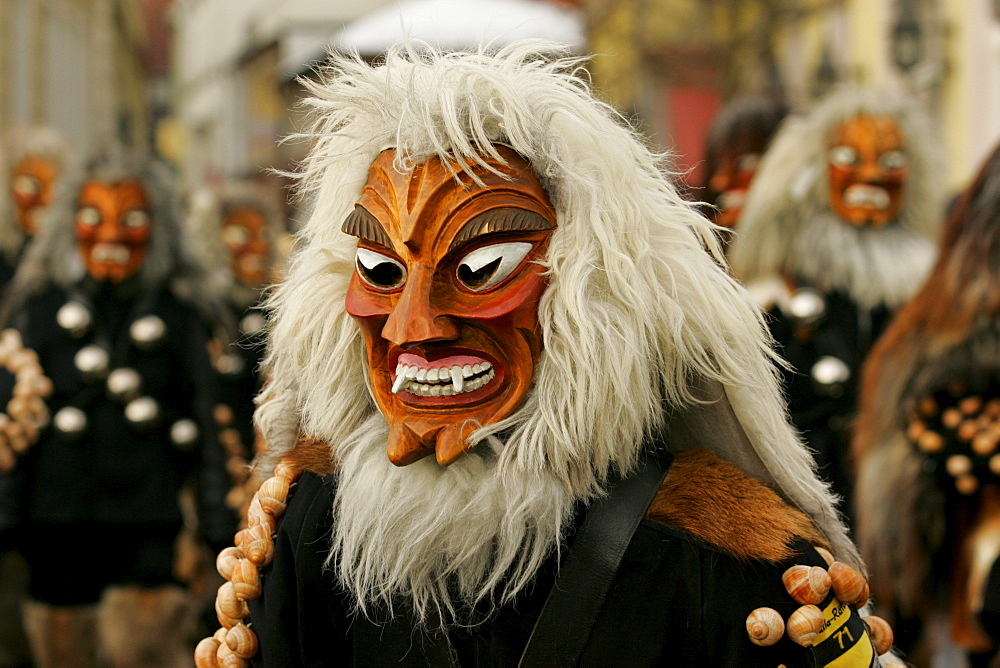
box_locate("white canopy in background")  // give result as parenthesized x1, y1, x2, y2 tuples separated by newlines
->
(281, 0, 585, 74)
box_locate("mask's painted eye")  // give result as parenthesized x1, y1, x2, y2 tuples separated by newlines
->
(12, 175, 41, 197)
(356, 247, 406, 291)
(221, 224, 250, 248)
(456, 242, 533, 291)
(124, 209, 150, 229)
(76, 206, 101, 226)
(879, 150, 908, 171)
(828, 146, 858, 167)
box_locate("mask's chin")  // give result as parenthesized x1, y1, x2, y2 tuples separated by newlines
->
(387, 420, 482, 467)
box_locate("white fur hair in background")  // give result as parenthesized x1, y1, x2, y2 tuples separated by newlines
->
(729, 85, 944, 310)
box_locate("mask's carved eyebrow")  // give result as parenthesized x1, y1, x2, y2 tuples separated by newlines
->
(450, 208, 555, 251)
(342, 205, 392, 247)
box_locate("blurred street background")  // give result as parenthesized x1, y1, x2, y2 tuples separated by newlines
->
(1, 0, 997, 218)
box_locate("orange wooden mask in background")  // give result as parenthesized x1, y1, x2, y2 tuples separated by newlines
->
(75, 180, 152, 283)
(222, 205, 270, 288)
(827, 114, 908, 228)
(345, 147, 556, 467)
(11, 156, 58, 236)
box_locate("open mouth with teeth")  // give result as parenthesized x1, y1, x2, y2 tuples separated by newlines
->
(717, 189, 747, 211)
(91, 243, 132, 264)
(391, 352, 500, 403)
(842, 183, 891, 210)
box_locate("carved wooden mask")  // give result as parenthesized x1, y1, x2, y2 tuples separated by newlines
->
(222, 205, 270, 288)
(709, 151, 761, 229)
(75, 180, 152, 282)
(345, 147, 556, 467)
(827, 114, 908, 227)
(11, 156, 58, 236)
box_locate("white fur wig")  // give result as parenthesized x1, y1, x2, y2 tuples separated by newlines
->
(0, 126, 74, 262)
(729, 86, 944, 310)
(261, 41, 860, 622)
(1, 148, 231, 336)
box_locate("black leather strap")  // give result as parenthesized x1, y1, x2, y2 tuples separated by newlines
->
(518, 450, 673, 667)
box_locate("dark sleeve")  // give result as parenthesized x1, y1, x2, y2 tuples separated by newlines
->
(248, 471, 354, 668)
(183, 309, 238, 550)
(581, 522, 818, 667)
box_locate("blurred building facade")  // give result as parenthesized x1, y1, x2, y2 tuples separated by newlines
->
(586, 0, 1000, 193)
(0, 0, 163, 157)
(170, 0, 396, 202)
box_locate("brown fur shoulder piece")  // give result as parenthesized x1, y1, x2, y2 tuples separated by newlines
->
(647, 448, 827, 562)
(281, 434, 336, 476)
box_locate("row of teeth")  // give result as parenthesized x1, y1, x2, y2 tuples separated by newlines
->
(91, 244, 132, 264)
(843, 185, 890, 209)
(718, 189, 747, 210)
(392, 362, 494, 395)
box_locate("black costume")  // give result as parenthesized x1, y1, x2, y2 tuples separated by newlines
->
(248, 463, 852, 667)
(215, 304, 267, 458)
(769, 284, 893, 519)
(0, 277, 235, 603)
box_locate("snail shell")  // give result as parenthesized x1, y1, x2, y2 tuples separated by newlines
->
(216, 640, 248, 667)
(216, 546, 244, 581)
(234, 528, 251, 549)
(786, 604, 824, 647)
(214, 627, 229, 642)
(918, 396, 938, 417)
(231, 559, 261, 601)
(247, 498, 277, 535)
(14, 374, 53, 398)
(956, 475, 979, 496)
(8, 349, 39, 374)
(215, 596, 241, 630)
(782, 565, 831, 605)
(863, 615, 894, 655)
(273, 459, 300, 482)
(0, 443, 14, 472)
(946, 454, 973, 477)
(217, 582, 249, 621)
(917, 430, 944, 453)
(906, 419, 925, 442)
(215, 403, 234, 427)
(244, 526, 275, 568)
(960, 396, 983, 415)
(0, 329, 23, 352)
(746, 607, 785, 647)
(226, 623, 259, 659)
(958, 420, 979, 442)
(973, 430, 999, 456)
(258, 475, 289, 515)
(194, 636, 221, 668)
(829, 561, 869, 607)
(219, 654, 248, 668)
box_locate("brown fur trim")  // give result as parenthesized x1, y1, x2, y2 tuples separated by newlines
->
(646, 449, 827, 562)
(282, 434, 336, 476)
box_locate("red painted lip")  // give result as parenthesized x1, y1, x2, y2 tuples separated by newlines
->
(387, 347, 505, 407)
